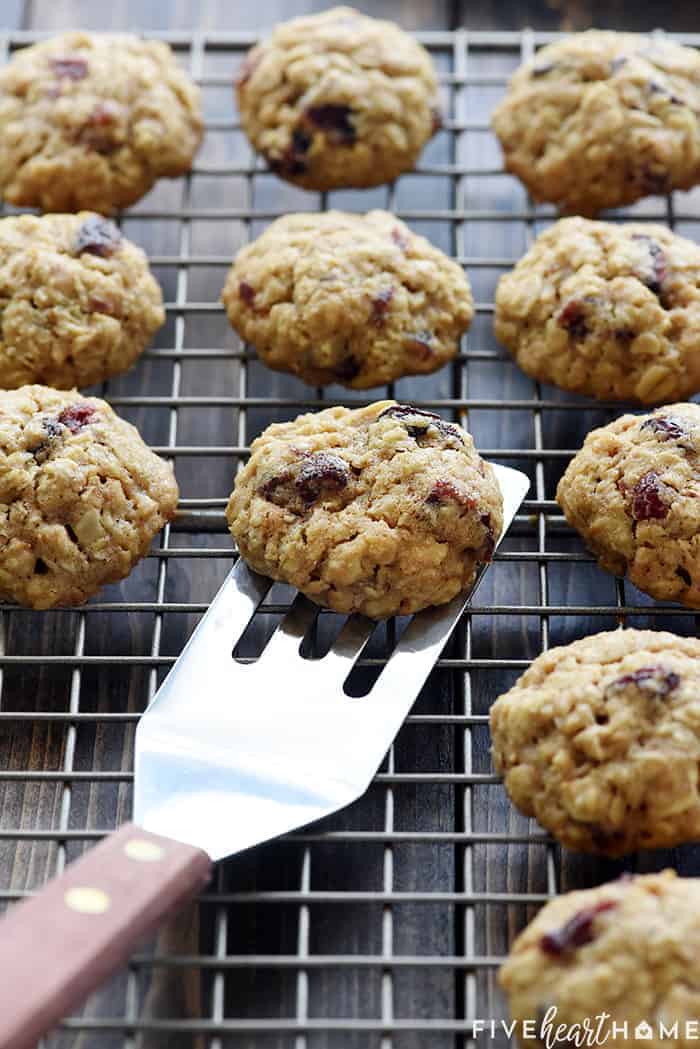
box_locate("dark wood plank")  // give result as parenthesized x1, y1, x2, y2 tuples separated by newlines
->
(26, 0, 451, 32)
(455, 0, 700, 31)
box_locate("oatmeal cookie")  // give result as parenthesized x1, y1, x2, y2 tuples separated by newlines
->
(222, 211, 473, 389)
(235, 7, 441, 190)
(226, 401, 502, 619)
(491, 628, 700, 855)
(0, 32, 203, 212)
(0, 385, 178, 609)
(0, 213, 164, 389)
(557, 404, 700, 606)
(500, 871, 700, 1048)
(492, 31, 700, 215)
(495, 218, 700, 404)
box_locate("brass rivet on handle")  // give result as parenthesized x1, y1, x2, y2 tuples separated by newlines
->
(124, 839, 164, 863)
(64, 887, 111, 914)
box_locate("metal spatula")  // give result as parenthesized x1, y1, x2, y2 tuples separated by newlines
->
(0, 463, 528, 1049)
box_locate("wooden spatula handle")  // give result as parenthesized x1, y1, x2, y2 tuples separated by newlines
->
(0, 822, 211, 1049)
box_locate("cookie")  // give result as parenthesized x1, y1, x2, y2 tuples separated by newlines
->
(0, 213, 164, 390)
(0, 32, 203, 212)
(226, 401, 502, 619)
(500, 870, 700, 1047)
(492, 31, 700, 215)
(0, 385, 178, 609)
(222, 211, 473, 389)
(491, 628, 700, 855)
(557, 404, 700, 607)
(495, 218, 700, 405)
(235, 7, 440, 190)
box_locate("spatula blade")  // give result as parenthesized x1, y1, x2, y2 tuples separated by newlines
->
(134, 464, 529, 860)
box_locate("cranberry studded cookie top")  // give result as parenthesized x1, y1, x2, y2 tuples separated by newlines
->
(222, 211, 473, 390)
(0, 212, 164, 390)
(235, 6, 441, 190)
(492, 30, 700, 215)
(226, 401, 502, 619)
(0, 384, 178, 609)
(495, 217, 700, 405)
(0, 31, 203, 212)
(499, 872, 700, 1043)
(556, 403, 700, 607)
(490, 628, 700, 855)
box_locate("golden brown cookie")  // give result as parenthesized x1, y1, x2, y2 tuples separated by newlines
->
(500, 871, 700, 1048)
(495, 218, 700, 404)
(0, 32, 203, 212)
(557, 404, 700, 607)
(222, 211, 473, 389)
(491, 628, 700, 855)
(0, 213, 164, 389)
(0, 385, 178, 609)
(235, 7, 440, 190)
(492, 31, 700, 215)
(226, 401, 503, 619)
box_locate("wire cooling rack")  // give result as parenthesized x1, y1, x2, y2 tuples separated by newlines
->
(3, 25, 700, 1049)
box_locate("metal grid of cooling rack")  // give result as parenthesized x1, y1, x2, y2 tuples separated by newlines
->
(2, 24, 700, 1049)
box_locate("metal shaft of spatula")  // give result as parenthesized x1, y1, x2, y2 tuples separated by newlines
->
(0, 464, 528, 1049)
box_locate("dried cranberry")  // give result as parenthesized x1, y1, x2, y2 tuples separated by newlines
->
(74, 217, 122, 258)
(430, 106, 443, 133)
(632, 235, 668, 295)
(378, 405, 463, 444)
(333, 356, 360, 382)
(638, 167, 671, 196)
(406, 331, 433, 359)
(305, 105, 356, 145)
(295, 452, 350, 505)
(79, 101, 122, 153)
(630, 471, 670, 521)
(50, 56, 88, 80)
(557, 300, 589, 340)
(57, 404, 96, 433)
(391, 227, 409, 252)
(640, 416, 685, 440)
(606, 665, 680, 697)
(269, 129, 311, 177)
(259, 453, 351, 510)
(292, 128, 312, 155)
(540, 901, 617, 958)
(371, 288, 393, 325)
(426, 480, 476, 508)
(259, 472, 291, 506)
(239, 281, 256, 306)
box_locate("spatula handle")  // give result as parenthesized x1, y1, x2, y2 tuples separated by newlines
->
(0, 822, 211, 1049)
